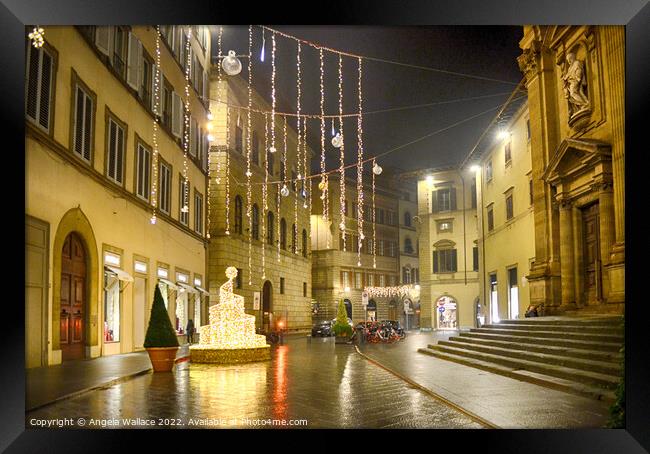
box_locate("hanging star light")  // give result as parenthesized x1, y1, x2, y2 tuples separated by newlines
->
(28, 26, 45, 48)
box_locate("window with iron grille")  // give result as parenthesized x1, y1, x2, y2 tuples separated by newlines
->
(106, 117, 125, 185)
(302, 229, 308, 257)
(25, 43, 54, 132)
(267, 211, 274, 245)
(505, 142, 512, 165)
(72, 82, 94, 162)
(280, 218, 287, 249)
(280, 277, 285, 294)
(473, 246, 479, 271)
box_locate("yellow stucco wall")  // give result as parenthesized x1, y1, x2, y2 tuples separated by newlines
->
(477, 104, 536, 322)
(25, 26, 209, 366)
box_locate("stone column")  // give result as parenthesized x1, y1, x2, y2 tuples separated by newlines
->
(559, 200, 576, 309)
(597, 182, 615, 301)
(517, 29, 563, 311)
(602, 26, 625, 304)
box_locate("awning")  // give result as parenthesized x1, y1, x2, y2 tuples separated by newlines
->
(177, 282, 199, 294)
(104, 266, 134, 282)
(194, 286, 209, 296)
(158, 278, 178, 291)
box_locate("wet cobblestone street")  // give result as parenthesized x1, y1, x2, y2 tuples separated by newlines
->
(26, 337, 483, 429)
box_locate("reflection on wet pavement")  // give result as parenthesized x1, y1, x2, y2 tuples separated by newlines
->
(26, 337, 482, 429)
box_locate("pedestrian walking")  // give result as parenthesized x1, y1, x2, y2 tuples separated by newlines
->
(186, 319, 195, 345)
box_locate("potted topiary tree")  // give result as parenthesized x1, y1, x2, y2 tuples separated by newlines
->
(332, 299, 353, 344)
(144, 285, 180, 372)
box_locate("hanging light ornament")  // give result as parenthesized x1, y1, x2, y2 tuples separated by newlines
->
(331, 132, 343, 148)
(331, 118, 336, 137)
(246, 26, 254, 286)
(281, 185, 290, 197)
(260, 28, 266, 62)
(29, 26, 45, 48)
(222, 50, 242, 76)
(337, 54, 346, 252)
(356, 57, 365, 268)
(181, 27, 193, 215)
(373, 161, 383, 175)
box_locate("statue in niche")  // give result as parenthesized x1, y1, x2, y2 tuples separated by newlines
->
(561, 52, 590, 118)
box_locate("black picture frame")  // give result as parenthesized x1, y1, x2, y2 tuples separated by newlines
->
(5, 0, 649, 451)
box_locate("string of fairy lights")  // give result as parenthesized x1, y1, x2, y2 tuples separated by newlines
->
(338, 54, 346, 252)
(134, 24, 523, 297)
(181, 28, 193, 216)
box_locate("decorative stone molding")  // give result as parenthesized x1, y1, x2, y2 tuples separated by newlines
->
(517, 41, 542, 82)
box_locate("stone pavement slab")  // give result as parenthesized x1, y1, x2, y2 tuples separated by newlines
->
(26, 350, 154, 411)
(358, 331, 611, 428)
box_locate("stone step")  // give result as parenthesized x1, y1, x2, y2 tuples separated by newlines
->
(459, 331, 622, 352)
(447, 335, 623, 363)
(486, 323, 624, 335)
(426, 344, 620, 389)
(434, 340, 622, 376)
(470, 327, 623, 344)
(417, 348, 616, 403)
(501, 317, 623, 327)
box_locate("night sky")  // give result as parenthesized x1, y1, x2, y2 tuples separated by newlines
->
(213, 26, 524, 174)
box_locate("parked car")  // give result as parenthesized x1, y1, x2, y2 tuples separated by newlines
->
(311, 320, 334, 337)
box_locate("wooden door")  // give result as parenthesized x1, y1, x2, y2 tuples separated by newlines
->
(582, 203, 601, 304)
(61, 233, 86, 361)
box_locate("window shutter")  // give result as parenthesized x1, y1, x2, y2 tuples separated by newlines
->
(172, 92, 182, 138)
(26, 45, 39, 120)
(108, 121, 117, 180)
(95, 26, 112, 56)
(126, 32, 140, 90)
(116, 125, 124, 183)
(433, 251, 439, 274)
(73, 87, 84, 156)
(83, 95, 93, 161)
(202, 70, 208, 101)
(450, 188, 457, 211)
(451, 249, 458, 272)
(38, 51, 52, 130)
(431, 191, 438, 213)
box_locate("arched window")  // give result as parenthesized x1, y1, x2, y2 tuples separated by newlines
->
(404, 211, 412, 227)
(251, 204, 259, 240)
(267, 211, 274, 245)
(404, 237, 413, 254)
(292, 223, 297, 253)
(280, 218, 287, 249)
(302, 229, 308, 258)
(234, 195, 243, 234)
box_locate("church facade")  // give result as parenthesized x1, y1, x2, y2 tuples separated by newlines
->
(517, 26, 625, 314)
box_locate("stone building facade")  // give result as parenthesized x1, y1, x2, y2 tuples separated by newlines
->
(517, 26, 625, 314)
(25, 26, 211, 367)
(207, 75, 314, 333)
(413, 168, 480, 330)
(311, 173, 402, 324)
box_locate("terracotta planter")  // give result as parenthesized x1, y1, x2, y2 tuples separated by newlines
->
(146, 347, 179, 372)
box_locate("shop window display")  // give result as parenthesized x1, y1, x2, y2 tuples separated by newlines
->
(103, 272, 121, 342)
